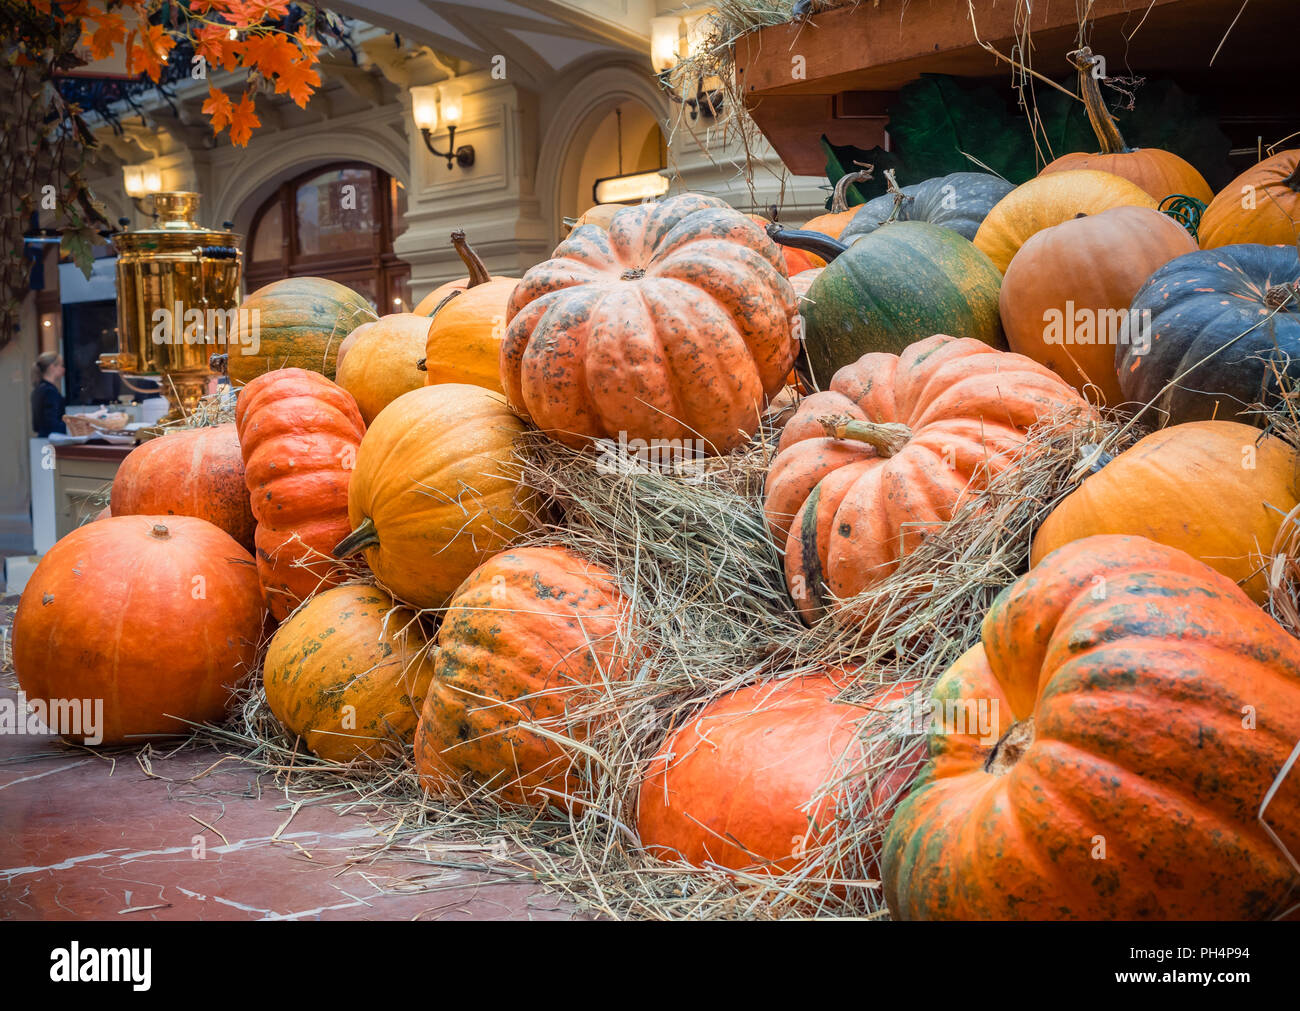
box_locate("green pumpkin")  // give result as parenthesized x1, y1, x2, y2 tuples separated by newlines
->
(796, 221, 1005, 386)
(226, 276, 377, 386)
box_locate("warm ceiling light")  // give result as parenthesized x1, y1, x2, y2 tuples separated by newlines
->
(123, 164, 162, 198)
(650, 16, 682, 73)
(410, 85, 439, 130)
(593, 170, 671, 205)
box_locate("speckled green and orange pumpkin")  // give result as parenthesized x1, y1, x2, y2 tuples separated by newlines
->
(262, 584, 434, 762)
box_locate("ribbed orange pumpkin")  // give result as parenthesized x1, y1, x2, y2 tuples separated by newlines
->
(801, 169, 872, 239)
(1039, 49, 1213, 205)
(235, 368, 366, 621)
(566, 203, 624, 231)
(411, 231, 515, 315)
(262, 584, 435, 761)
(1198, 148, 1300, 249)
(415, 546, 633, 807)
(13, 516, 263, 745)
(335, 313, 431, 424)
(502, 193, 799, 454)
(334, 384, 533, 610)
(638, 673, 924, 874)
(974, 169, 1157, 274)
(1031, 421, 1298, 603)
(225, 276, 376, 385)
(765, 335, 1091, 622)
(998, 205, 1196, 405)
(883, 534, 1300, 920)
(110, 422, 255, 552)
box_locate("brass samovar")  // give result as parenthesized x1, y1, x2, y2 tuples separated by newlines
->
(100, 192, 242, 423)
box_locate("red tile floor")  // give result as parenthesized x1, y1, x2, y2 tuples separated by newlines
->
(0, 598, 584, 921)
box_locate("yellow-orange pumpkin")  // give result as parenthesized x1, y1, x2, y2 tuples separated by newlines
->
(13, 516, 263, 745)
(334, 384, 533, 610)
(1198, 148, 1300, 249)
(335, 313, 431, 424)
(974, 169, 1157, 274)
(415, 546, 633, 806)
(1031, 421, 1298, 603)
(262, 584, 435, 761)
(883, 534, 1300, 920)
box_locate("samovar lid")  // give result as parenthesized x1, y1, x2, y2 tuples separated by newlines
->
(112, 191, 241, 251)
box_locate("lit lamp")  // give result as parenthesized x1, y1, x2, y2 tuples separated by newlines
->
(650, 9, 723, 119)
(594, 171, 670, 204)
(122, 163, 163, 217)
(411, 81, 475, 170)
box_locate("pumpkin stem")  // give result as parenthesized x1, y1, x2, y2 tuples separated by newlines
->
(208, 352, 228, 376)
(817, 414, 911, 457)
(149, 523, 170, 539)
(830, 166, 873, 212)
(425, 288, 462, 320)
(1069, 47, 1130, 155)
(765, 223, 849, 262)
(333, 517, 379, 558)
(450, 230, 491, 288)
(1284, 162, 1300, 192)
(416, 357, 427, 372)
(620, 267, 647, 281)
(1265, 282, 1299, 311)
(881, 168, 910, 225)
(984, 717, 1036, 776)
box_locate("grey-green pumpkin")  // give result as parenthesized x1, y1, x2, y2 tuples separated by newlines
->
(772, 220, 1006, 386)
(840, 172, 1015, 243)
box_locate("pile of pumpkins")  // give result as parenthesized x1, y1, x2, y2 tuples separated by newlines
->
(12, 64, 1300, 916)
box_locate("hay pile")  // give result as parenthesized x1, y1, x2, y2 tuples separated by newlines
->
(184, 391, 1129, 919)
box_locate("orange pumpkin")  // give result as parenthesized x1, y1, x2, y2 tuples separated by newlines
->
(1031, 421, 1298, 603)
(638, 673, 924, 874)
(565, 203, 624, 231)
(415, 546, 633, 807)
(765, 335, 1091, 622)
(502, 194, 799, 454)
(334, 384, 533, 610)
(13, 516, 263, 745)
(422, 279, 515, 394)
(110, 423, 255, 552)
(235, 368, 366, 621)
(974, 169, 1157, 274)
(883, 534, 1300, 920)
(998, 205, 1196, 405)
(1198, 148, 1300, 249)
(1039, 49, 1213, 205)
(801, 169, 872, 239)
(335, 313, 431, 424)
(411, 230, 515, 315)
(262, 584, 435, 761)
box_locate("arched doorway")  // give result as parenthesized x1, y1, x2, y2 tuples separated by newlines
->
(243, 162, 412, 312)
(556, 98, 666, 233)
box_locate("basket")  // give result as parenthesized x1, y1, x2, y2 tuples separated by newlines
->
(63, 412, 130, 437)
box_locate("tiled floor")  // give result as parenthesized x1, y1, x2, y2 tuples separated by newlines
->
(0, 682, 584, 922)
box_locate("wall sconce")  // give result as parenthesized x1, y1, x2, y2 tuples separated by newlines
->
(411, 82, 475, 170)
(650, 10, 723, 120)
(122, 163, 163, 217)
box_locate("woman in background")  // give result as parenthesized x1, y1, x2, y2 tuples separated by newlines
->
(31, 352, 66, 437)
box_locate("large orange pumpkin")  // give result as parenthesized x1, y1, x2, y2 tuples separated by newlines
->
(501, 193, 799, 454)
(1039, 49, 1213, 205)
(110, 422, 255, 552)
(998, 205, 1196, 405)
(411, 230, 515, 315)
(1031, 421, 1298, 603)
(882, 534, 1300, 920)
(335, 313, 431, 424)
(13, 516, 263, 745)
(225, 276, 375, 386)
(415, 546, 633, 807)
(974, 169, 1157, 274)
(235, 368, 366, 621)
(637, 673, 924, 875)
(422, 280, 515, 394)
(262, 584, 435, 761)
(765, 335, 1091, 622)
(1198, 148, 1300, 249)
(334, 384, 533, 610)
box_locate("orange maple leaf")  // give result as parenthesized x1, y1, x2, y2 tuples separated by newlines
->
(223, 0, 291, 29)
(126, 22, 176, 83)
(293, 26, 322, 63)
(273, 56, 321, 109)
(239, 33, 297, 80)
(202, 85, 235, 134)
(82, 12, 126, 61)
(194, 24, 242, 72)
(228, 91, 261, 147)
